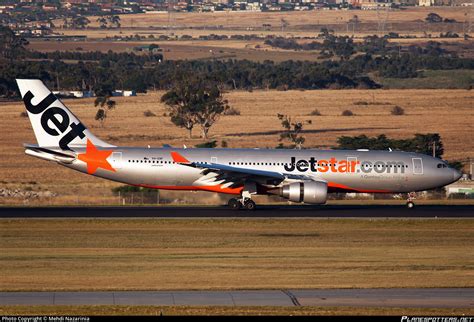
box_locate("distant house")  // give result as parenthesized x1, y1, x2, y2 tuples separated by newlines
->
(131, 44, 162, 54)
(446, 182, 474, 196)
(112, 90, 137, 97)
(418, 0, 433, 6)
(52, 90, 93, 98)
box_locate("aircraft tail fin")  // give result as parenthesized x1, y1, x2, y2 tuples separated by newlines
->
(16, 79, 114, 150)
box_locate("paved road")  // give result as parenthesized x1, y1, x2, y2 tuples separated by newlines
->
(0, 205, 473, 218)
(1, 289, 472, 308)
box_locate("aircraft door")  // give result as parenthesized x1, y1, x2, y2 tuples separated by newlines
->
(347, 157, 357, 173)
(111, 152, 122, 169)
(211, 157, 217, 164)
(412, 158, 423, 175)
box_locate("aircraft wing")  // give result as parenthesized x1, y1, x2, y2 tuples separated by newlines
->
(170, 151, 313, 188)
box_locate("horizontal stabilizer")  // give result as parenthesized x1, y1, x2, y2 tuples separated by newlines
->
(24, 144, 76, 164)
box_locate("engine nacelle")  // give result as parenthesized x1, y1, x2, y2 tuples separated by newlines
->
(280, 181, 327, 204)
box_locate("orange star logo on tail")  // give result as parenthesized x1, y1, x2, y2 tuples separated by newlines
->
(78, 139, 116, 174)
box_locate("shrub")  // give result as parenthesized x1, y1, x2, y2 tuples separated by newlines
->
(19, 111, 28, 118)
(195, 141, 217, 148)
(342, 110, 354, 116)
(309, 109, 321, 116)
(391, 105, 405, 116)
(353, 101, 368, 105)
(143, 109, 156, 117)
(224, 107, 241, 116)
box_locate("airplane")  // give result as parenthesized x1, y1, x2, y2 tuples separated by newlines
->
(16, 79, 462, 210)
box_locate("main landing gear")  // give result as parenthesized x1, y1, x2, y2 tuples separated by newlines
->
(406, 192, 417, 209)
(228, 182, 258, 210)
(228, 197, 256, 210)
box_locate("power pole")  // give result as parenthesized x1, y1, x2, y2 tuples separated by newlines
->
(376, 4, 390, 36)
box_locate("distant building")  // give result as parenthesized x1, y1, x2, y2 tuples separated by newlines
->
(361, 0, 393, 9)
(418, 0, 433, 6)
(52, 91, 93, 98)
(446, 182, 474, 196)
(112, 90, 137, 97)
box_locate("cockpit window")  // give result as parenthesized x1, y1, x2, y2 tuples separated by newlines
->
(437, 163, 448, 168)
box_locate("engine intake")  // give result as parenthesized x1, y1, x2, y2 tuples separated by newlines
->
(280, 181, 327, 204)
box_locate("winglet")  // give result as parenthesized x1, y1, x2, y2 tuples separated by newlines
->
(171, 151, 190, 164)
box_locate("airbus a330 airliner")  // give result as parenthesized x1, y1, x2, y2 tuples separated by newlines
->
(17, 79, 462, 209)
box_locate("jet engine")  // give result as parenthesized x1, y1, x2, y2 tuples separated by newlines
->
(278, 181, 327, 204)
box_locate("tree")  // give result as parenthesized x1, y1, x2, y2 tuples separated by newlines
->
(97, 17, 108, 29)
(72, 16, 90, 29)
(62, 18, 69, 29)
(425, 13, 443, 23)
(391, 105, 405, 115)
(107, 15, 121, 29)
(335, 133, 444, 158)
(161, 76, 229, 139)
(277, 114, 305, 149)
(280, 18, 289, 32)
(94, 85, 116, 126)
(0, 26, 28, 61)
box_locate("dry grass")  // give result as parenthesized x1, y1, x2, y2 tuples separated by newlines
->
(0, 218, 473, 291)
(0, 89, 472, 204)
(70, 7, 470, 32)
(27, 39, 324, 62)
(33, 6, 474, 62)
(49, 7, 473, 53)
(1, 305, 473, 316)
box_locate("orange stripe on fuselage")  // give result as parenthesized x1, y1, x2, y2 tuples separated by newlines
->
(327, 182, 392, 193)
(138, 184, 244, 195)
(138, 182, 390, 195)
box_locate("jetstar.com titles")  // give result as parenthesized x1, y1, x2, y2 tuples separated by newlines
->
(284, 157, 407, 174)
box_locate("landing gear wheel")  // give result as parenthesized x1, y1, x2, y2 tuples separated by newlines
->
(228, 198, 241, 210)
(406, 201, 415, 209)
(244, 199, 256, 211)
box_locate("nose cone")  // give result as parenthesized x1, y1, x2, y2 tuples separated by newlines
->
(453, 169, 462, 182)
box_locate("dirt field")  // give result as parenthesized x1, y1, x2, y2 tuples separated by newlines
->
(47, 6, 473, 62)
(1, 218, 472, 291)
(26, 37, 474, 62)
(56, 7, 470, 36)
(0, 89, 472, 204)
(33, 7, 474, 62)
(27, 39, 325, 62)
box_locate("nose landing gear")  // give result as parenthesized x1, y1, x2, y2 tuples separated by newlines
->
(406, 192, 417, 209)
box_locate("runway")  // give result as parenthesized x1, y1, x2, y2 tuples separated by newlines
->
(0, 205, 473, 218)
(1, 289, 472, 308)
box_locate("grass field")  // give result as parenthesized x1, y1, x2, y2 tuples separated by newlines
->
(2, 305, 473, 316)
(27, 39, 324, 62)
(0, 89, 472, 205)
(377, 70, 474, 89)
(26, 38, 474, 62)
(56, 7, 470, 36)
(1, 218, 473, 291)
